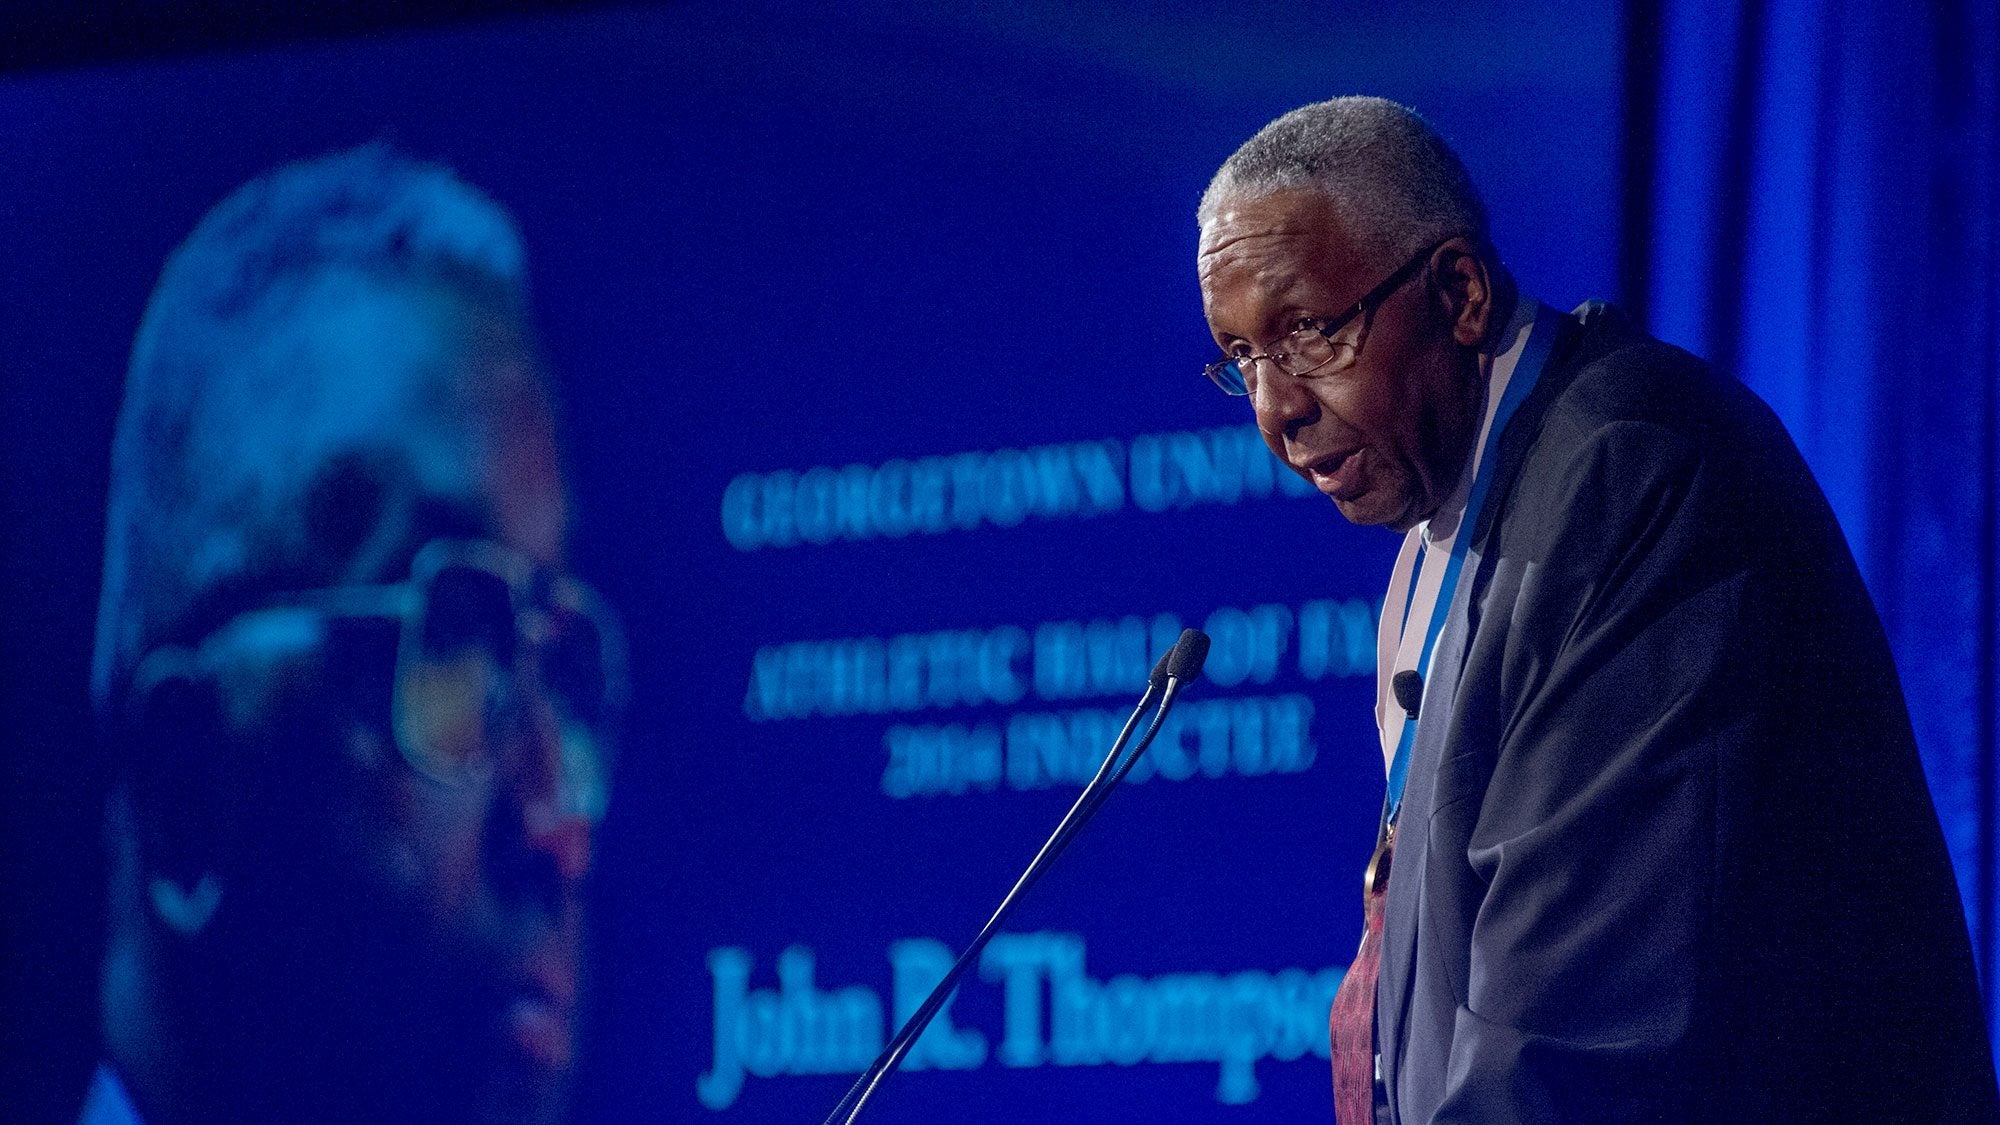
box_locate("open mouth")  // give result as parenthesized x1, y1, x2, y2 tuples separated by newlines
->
(1304, 449, 1360, 496)
(1308, 450, 1351, 475)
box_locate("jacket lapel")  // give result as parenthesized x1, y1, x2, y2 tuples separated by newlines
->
(1375, 307, 1590, 1117)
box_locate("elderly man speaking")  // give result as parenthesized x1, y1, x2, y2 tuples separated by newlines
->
(1197, 97, 1996, 1123)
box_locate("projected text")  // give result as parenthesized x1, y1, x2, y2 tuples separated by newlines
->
(697, 932, 1342, 1111)
(721, 424, 1319, 550)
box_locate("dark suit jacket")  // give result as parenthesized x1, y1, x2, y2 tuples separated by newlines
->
(1377, 303, 1998, 1123)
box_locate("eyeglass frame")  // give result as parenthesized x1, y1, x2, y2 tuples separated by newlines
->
(129, 537, 629, 821)
(1203, 238, 1453, 396)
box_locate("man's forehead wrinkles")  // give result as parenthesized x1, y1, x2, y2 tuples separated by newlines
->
(1198, 223, 1309, 261)
(1199, 243, 1314, 308)
(1202, 249, 1309, 312)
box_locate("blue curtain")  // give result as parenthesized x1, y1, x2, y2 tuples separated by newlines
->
(1637, 0, 2000, 1030)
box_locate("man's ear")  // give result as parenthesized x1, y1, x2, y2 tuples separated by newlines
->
(125, 649, 234, 936)
(1429, 236, 1498, 348)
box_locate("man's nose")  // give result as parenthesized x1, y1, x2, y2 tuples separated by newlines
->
(1250, 360, 1320, 444)
(510, 686, 592, 885)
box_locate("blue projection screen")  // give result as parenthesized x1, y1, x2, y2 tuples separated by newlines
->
(0, 3, 1620, 1120)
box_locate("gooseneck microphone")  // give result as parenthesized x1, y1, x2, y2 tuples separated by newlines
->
(822, 628, 1212, 1125)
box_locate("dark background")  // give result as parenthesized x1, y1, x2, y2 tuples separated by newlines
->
(3, 2, 1994, 1122)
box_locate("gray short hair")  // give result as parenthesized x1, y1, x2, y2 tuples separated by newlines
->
(1198, 96, 1488, 270)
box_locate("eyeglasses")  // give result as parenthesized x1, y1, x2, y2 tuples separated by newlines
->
(151, 539, 628, 823)
(1203, 239, 1446, 396)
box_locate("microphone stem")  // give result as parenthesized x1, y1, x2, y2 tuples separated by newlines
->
(824, 678, 1186, 1125)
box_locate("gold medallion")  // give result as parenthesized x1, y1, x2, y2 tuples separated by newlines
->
(1363, 823, 1395, 898)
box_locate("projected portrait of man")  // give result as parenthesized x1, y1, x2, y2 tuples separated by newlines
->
(1197, 98, 1997, 1122)
(81, 147, 624, 1125)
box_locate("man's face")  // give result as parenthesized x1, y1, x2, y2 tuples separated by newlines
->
(1198, 189, 1477, 531)
(195, 275, 584, 1122)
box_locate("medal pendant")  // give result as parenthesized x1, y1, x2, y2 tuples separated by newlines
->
(1363, 824, 1395, 898)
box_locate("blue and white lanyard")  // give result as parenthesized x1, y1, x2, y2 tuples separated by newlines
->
(1384, 305, 1561, 826)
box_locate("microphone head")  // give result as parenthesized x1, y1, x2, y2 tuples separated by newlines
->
(1166, 629, 1211, 683)
(1148, 646, 1173, 689)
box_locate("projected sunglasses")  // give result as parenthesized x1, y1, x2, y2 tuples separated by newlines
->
(146, 539, 628, 823)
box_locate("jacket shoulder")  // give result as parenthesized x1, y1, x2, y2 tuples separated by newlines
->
(1495, 301, 1817, 561)
(1540, 302, 1772, 449)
